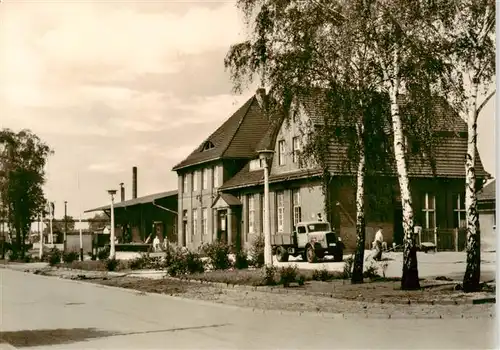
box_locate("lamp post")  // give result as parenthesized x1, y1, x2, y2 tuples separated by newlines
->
(258, 149, 275, 266)
(64, 201, 68, 251)
(107, 189, 117, 260)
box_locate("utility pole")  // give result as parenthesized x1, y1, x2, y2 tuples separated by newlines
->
(39, 212, 43, 260)
(64, 201, 68, 253)
(107, 189, 117, 260)
(49, 202, 54, 244)
(78, 172, 84, 261)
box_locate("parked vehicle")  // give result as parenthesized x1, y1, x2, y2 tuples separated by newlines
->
(271, 221, 344, 263)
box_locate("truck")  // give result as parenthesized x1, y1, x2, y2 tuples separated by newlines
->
(271, 221, 344, 263)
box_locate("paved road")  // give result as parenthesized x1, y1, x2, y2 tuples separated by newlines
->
(0, 269, 496, 349)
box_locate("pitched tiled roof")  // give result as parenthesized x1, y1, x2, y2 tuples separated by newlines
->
(325, 137, 489, 178)
(478, 179, 496, 202)
(300, 89, 466, 133)
(172, 96, 277, 171)
(220, 164, 323, 191)
(212, 193, 242, 207)
(84, 190, 177, 213)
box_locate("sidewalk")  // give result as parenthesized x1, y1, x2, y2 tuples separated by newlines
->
(276, 251, 497, 282)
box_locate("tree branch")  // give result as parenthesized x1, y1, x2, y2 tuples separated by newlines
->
(475, 89, 496, 121)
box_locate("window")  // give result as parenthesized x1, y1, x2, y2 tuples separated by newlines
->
(201, 208, 208, 235)
(182, 175, 188, 193)
(192, 171, 198, 192)
(249, 159, 263, 171)
(202, 169, 208, 190)
(248, 194, 255, 233)
(422, 193, 436, 229)
(276, 191, 284, 232)
(192, 209, 198, 237)
(212, 166, 219, 188)
(292, 189, 302, 227)
(292, 137, 300, 163)
(278, 140, 286, 165)
(453, 193, 466, 228)
(202, 141, 214, 151)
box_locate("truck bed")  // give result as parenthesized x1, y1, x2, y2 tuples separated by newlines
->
(271, 233, 296, 246)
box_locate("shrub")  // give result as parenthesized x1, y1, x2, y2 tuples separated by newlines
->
(185, 251, 205, 274)
(312, 267, 334, 281)
(297, 274, 306, 286)
(202, 241, 231, 270)
(8, 249, 19, 261)
(261, 265, 277, 286)
(63, 251, 79, 264)
(249, 235, 265, 268)
(129, 254, 163, 270)
(234, 250, 249, 270)
(105, 258, 119, 271)
(279, 265, 298, 287)
(343, 255, 354, 279)
(46, 247, 62, 266)
(363, 261, 380, 279)
(23, 254, 32, 263)
(97, 247, 110, 260)
(166, 248, 205, 277)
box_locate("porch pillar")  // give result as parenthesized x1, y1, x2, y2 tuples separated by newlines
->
(213, 209, 218, 242)
(227, 207, 233, 245)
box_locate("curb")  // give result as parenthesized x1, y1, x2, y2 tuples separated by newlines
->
(2, 264, 495, 306)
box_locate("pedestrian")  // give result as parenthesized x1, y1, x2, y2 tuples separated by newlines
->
(373, 227, 384, 261)
(152, 235, 160, 252)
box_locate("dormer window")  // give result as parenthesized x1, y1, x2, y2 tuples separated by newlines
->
(202, 141, 215, 151)
(249, 158, 263, 171)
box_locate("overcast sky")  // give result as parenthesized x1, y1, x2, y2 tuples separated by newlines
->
(0, 0, 496, 220)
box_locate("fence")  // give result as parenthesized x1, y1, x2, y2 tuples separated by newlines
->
(416, 228, 467, 252)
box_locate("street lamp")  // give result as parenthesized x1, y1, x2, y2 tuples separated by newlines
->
(258, 149, 275, 266)
(64, 201, 68, 250)
(107, 189, 117, 260)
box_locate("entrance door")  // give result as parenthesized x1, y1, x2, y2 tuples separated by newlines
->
(393, 207, 403, 246)
(218, 210, 228, 243)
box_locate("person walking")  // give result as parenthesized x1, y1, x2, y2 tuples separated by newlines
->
(373, 227, 384, 261)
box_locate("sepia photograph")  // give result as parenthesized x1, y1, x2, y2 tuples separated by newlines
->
(0, 0, 497, 349)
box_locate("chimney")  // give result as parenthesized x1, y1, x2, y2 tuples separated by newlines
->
(119, 183, 125, 202)
(132, 167, 137, 199)
(255, 88, 267, 110)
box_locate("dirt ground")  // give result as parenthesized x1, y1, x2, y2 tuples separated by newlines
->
(84, 275, 495, 319)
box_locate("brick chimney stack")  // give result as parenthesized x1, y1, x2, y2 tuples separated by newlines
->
(119, 183, 125, 202)
(132, 167, 137, 199)
(255, 88, 267, 110)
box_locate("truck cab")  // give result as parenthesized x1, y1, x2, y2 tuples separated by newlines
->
(295, 221, 344, 263)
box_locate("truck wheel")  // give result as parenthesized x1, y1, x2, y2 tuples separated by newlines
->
(276, 246, 289, 262)
(334, 250, 343, 262)
(306, 245, 317, 263)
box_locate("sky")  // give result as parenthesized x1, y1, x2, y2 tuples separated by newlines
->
(0, 0, 496, 222)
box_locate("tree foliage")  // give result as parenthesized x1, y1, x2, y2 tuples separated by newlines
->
(88, 212, 109, 232)
(436, 0, 495, 292)
(226, 0, 468, 289)
(0, 129, 53, 256)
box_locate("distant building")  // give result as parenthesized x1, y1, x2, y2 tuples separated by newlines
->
(478, 179, 496, 252)
(85, 170, 178, 245)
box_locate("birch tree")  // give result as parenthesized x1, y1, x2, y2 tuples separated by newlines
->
(440, 0, 495, 292)
(225, 0, 391, 283)
(356, 0, 458, 290)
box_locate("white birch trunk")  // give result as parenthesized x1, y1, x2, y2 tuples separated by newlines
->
(462, 82, 481, 292)
(351, 122, 366, 283)
(389, 87, 420, 290)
